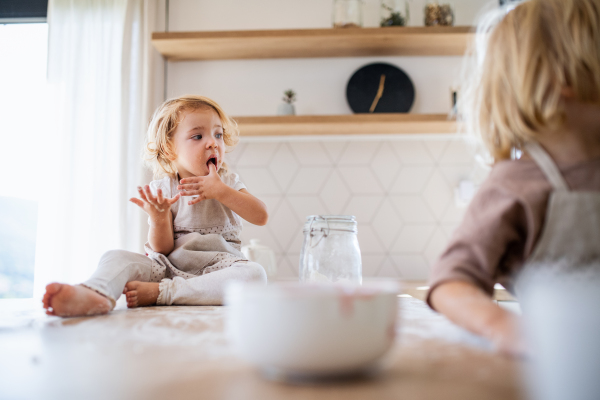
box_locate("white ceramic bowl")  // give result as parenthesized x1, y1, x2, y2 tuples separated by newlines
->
(225, 281, 399, 379)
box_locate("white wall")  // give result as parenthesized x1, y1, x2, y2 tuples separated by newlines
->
(164, 0, 494, 280)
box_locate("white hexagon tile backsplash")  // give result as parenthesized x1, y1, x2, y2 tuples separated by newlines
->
(228, 137, 485, 280)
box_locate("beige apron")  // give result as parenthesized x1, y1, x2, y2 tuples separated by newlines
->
(518, 143, 600, 400)
(517, 142, 600, 288)
(145, 173, 247, 280)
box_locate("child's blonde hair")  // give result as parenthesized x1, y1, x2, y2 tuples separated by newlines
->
(460, 0, 600, 162)
(144, 95, 240, 178)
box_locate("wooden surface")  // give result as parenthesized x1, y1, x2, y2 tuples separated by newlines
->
(400, 280, 518, 302)
(234, 114, 456, 136)
(151, 27, 474, 61)
(0, 283, 524, 400)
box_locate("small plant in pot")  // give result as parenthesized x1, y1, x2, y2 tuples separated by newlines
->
(380, 4, 408, 26)
(277, 89, 296, 116)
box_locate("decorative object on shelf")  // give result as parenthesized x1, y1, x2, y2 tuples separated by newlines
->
(277, 89, 296, 116)
(241, 239, 277, 278)
(332, 0, 363, 28)
(380, 0, 410, 27)
(424, 1, 454, 26)
(346, 62, 415, 113)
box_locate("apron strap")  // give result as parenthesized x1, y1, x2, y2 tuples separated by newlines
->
(524, 142, 570, 191)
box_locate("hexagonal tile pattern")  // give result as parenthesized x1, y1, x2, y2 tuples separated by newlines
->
(289, 142, 331, 166)
(287, 167, 331, 195)
(389, 165, 434, 194)
(421, 170, 452, 220)
(390, 254, 429, 279)
(337, 167, 384, 195)
(237, 167, 281, 195)
(342, 196, 382, 223)
(276, 254, 298, 278)
(361, 254, 386, 276)
(235, 142, 279, 167)
(337, 141, 380, 165)
(391, 224, 436, 253)
(423, 227, 449, 267)
(440, 201, 467, 224)
(319, 170, 351, 214)
(233, 137, 479, 280)
(321, 141, 348, 164)
(423, 139, 449, 161)
(438, 163, 476, 189)
(258, 195, 282, 219)
(225, 142, 247, 167)
(440, 224, 460, 240)
(377, 257, 400, 277)
(357, 224, 385, 253)
(439, 139, 474, 164)
(267, 199, 301, 251)
(240, 224, 282, 253)
(371, 198, 403, 250)
(286, 253, 301, 277)
(268, 143, 299, 192)
(287, 228, 306, 255)
(370, 142, 401, 189)
(390, 196, 436, 223)
(391, 141, 434, 164)
(287, 195, 328, 222)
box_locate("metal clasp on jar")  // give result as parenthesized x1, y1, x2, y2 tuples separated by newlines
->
(305, 216, 357, 248)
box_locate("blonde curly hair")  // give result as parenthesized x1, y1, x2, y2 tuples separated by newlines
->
(459, 0, 600, 162)
(144, 95, 240, 178)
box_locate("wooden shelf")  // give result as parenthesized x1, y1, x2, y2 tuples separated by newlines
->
(233, 114, 455, 136)
(152, 27, 473, 61)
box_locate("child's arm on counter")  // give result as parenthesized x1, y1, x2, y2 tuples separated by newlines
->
(429, 280, 527, 357)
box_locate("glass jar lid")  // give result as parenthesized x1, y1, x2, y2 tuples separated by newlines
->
(303, 215, 357, 234)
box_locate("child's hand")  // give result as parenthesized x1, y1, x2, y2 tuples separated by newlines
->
(177, 163, 226, 205)
(487, 311, 529, 358)
(129, 185, 180, 221)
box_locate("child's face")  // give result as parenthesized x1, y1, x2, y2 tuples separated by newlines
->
(171, 107, 225, 178)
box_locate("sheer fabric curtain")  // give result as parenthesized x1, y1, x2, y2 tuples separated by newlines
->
(33, 0, 160, 298)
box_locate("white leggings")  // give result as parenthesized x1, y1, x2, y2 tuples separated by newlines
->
(82, 249, 267, 309)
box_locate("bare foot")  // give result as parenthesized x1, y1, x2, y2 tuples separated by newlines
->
(42, 283, 112, 317)
(123, 281, 160, 308)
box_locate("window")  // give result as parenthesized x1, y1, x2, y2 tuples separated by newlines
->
(0, 22, 48, 298)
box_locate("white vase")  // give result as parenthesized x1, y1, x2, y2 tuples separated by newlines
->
(241, 239, 277, 277)
(277, 103, 295, 116)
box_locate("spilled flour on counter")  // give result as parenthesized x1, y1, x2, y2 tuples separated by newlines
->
(397, 298, 492, 350)
(47, 305, 234, 360)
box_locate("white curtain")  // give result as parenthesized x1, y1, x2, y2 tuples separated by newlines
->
(33, 0, 160, 298)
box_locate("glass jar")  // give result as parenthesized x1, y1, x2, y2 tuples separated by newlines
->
(424, 1, 454, 26)
(299, 215, 362, 284)
(332, 0, 364, 28)
(380, 0, 410, 27)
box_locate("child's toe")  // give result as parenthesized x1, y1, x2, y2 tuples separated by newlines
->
(125, 281, 140, 292)
(45, 282, 63, 295)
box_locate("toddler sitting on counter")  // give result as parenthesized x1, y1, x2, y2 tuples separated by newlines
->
(427, 0, 600, 356)
(43, 95, 269, 317)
